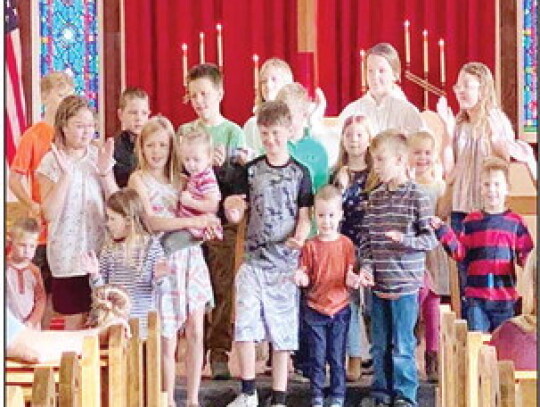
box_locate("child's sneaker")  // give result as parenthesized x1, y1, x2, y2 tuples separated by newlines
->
(227, 392, 258, 407)
(393, 398, 415, 407)
(425, 350, 439, 383)
(360, 397, 390, 407)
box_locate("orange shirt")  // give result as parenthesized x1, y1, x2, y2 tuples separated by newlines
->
(10, 122, 54, 244)
(301, 235, 356, 316)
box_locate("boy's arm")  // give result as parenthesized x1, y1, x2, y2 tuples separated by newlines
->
(399, 194, 439, 251)
(516, 220, 534, 267)
(432, 220, 467, 262)
(9, 172, 40, 216)
(25, 267, 46, 326)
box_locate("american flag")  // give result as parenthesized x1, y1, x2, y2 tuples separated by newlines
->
(5, 0, 27, 165)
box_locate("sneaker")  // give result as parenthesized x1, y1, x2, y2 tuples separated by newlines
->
(290, 369, 309, 383)
(362, 359, 374, 375)
(360, 397, 390, 407)
(211, 361, 232, 380)
(394, 398, 414, 407)
(227, 392, 258, 407)
(327, 397, 344, 407)
(311, 397, 324, 407)
(425, 350, 439, 383)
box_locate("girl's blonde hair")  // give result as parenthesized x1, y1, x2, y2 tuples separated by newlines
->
(179, 129, 214, 157)
(106, 188, 152, 273)
(135, 115, 182, 186)
(54, 95, 96, 148)
(366, 43, 401, 82)
(336, 115, 379, 192)
(86, 284, 131, 329)
(254, 58, 294, 111)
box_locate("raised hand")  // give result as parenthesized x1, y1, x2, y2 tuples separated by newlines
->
(293, 267, 309, 287)
(213, 145, 226, 167)
(430, 216, 444, 230)
(96, 137, 115, 176)
(345, 265, 360, 289)
(81, 250, 99, 276)
(385, 230, 404, 243)
(436, 96, 456, 139)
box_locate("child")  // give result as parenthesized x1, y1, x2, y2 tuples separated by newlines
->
(177, 63, 246, 380)
(294, 185, 358, 407)
(359, 131, 438, 407)
(431, 158, 534, 333)
(338, 43, 424, 135)
(6, 218, 46, 329)
(36, 95, 117, 330)
(9, 71, 74, 328)
(224, 100, 313, 407)
(436, 62, 536, 310)
(407, 131, 449, 382)
(332, 115, 378, 382)
(113, 87, 151, 187)
(85, 284, 132, 339)
(82, 188, 168, 336)
(177, 130, 222, 240)
(129, 116, 215, 407)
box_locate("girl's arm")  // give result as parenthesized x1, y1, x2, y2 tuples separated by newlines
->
(436, 97, 457, 178)
(96, 138, 119, 199)
(179, 190, 220, 214)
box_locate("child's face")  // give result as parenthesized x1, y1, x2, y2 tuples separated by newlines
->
(188, 77, 223, 122)
(10, 232, 38, 263)
(453, 71, 481, 111)
(315, 198, 343, 239)
(260, 67, 291, 101)
(62, 108, 95, 149)
(371, 145, 405, 184)
(285, 101, 307, 141)
(106, 208, 129, 240)
(343, 122, 370, 158)
(480, 169, 508, 211)
(258, 123, 292, 158)
(141, 129, 171, 171)
(118, 97, 150, 135)
(181, 142, 212, 176)
(409, 139, 434, 177)
(367, 54, 397, 100)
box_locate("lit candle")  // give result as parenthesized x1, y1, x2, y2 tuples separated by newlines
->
(359, 49, 366, 90)
(199, 32, 205, 64)
(439, 39, 445, 85)
(404, 20, 410, 66)
(181, 43, 188, 87)
(422, 29, 428, 74)
(253, 54, 259, 90)
(216, 23, 223, 69)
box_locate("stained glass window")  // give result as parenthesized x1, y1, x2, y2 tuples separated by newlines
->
(39, 0, 99, 112)
(523, 0, 537, 134)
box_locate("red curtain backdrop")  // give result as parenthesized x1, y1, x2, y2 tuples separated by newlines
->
(124, 0, 495, 127)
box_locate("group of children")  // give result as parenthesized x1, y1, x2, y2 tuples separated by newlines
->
(7, 41, 535, 407)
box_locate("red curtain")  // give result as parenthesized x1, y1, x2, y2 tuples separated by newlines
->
(124, 0, 495, 126)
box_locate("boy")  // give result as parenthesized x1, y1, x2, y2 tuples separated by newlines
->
(113, 87, 150, 187)
(431, 157, 533, 332)
(9, 71, 74, 328)
(294, 185, 358, 407)
(224, 101, 313, 407)
(359, 131, 438, 407)
(6, 218, 46, 329)
(178, 63, 247, 380)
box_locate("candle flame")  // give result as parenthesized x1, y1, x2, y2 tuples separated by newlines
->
(360, 49, 366, 57)
(423, 30, 428, 37)
(216, 23, 222, 31)
(404, 20, 410, 27)
(439, 39, 444, 46)
(182, 43, 187, 51)
(200, 32, 204, 39)
(253, 54, 259, 63)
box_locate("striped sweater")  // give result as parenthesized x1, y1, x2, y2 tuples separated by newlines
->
(361, 181, 438, 295)
(435, 210, 534, 301)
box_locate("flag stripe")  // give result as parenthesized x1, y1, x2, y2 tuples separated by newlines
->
(6, 30, 26, 130)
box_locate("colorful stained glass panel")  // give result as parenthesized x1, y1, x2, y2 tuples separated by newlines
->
(523, 0, 537, 134)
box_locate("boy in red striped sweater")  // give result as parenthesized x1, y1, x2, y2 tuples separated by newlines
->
(431, 157, 534, 332)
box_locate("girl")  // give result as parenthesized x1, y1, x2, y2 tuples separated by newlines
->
(177, 130, 222, 240)
(243, 57, 327, 158)
(36, 95, 117, 329)
(407, 131, 449, 382)
(82, 188, 169, 336)
(332, 115, 378, 381)
(436, 62, 536, 308)
(338, 43, 425, 135)
(128, 116, 216, 407)
(85, 284, 132, 339)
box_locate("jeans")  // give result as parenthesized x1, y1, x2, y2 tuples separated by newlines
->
(304, 304, 350, 405)
(450, 211, 468, 315)
(466, 298, 515, 332)
(371, 293, 419, 406)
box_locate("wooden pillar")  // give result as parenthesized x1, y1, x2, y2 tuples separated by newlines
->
(297, 0, 318, 88)
(103, 0, 122, 138)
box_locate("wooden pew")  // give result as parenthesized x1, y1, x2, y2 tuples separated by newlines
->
(6, 385, 25, 407)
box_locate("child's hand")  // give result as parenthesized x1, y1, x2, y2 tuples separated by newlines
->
(213, 145, 226, 167)
(224, 195, 247, 223)
(96, 137, 115, 176)
(310, 87, 327, 123)
(359, 268, 375, 287)
(81, 251, 99, 276)
(286, 237, 304, 250)
(430, 216, 444, 230)
(201, 215, 223, 240)
(235, 148, 249, 166)
(154, 258, 171, 279)
(385, 230, 404, 243)
(294, 267, 309, 287)
(345, 265, 360, 289)
(436, 96, 456, 138)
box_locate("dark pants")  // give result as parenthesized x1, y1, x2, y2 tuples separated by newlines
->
(203, 223, 238, 363)
(304, 304, 350, 405)
(450, 211, 468, 315)
(466, 298, 515, 333)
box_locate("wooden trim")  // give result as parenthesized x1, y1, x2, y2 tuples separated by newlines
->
(494, 0, 501, 101)
(98, 0, 105, 142)
(120, 0, 126, 91)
